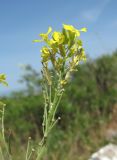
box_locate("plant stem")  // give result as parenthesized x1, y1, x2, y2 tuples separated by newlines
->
(36, 75, 64, 159)
(1, 107, 12, 160)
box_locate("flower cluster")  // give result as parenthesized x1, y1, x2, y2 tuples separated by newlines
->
(33, 24, 87, 85)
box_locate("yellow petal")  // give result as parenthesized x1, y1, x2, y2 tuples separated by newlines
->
(53, 32, 60, 41)
(80, 28, 87, 32)
(76, 30, 80, 37)
(47, 27, 52, 34)
(52, 32, 65, 44)
(63, 24, 80, 37)
(63, 24, 75, 32)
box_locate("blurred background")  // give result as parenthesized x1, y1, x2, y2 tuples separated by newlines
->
(0, 0, 117, 159)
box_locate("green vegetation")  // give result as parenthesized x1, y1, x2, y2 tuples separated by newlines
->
(1, 50, 117, 159)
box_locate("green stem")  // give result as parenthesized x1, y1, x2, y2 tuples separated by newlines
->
(36, 72, 64, 160)
(52, 92, 63, 122)
(0, 146, 4, 160)
(25, 137, 31, 160)
(1, 107, 12, 160)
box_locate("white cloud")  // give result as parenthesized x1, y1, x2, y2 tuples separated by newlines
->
(81, 0, 111, 22)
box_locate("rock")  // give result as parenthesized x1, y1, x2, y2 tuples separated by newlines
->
(89, 144, 117, 160)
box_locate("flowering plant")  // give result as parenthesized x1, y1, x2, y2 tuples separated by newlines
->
(0, 24, 87, 160)
(33, 24, 87, 159)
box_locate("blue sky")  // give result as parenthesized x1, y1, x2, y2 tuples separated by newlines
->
(0, 0, 117, 94)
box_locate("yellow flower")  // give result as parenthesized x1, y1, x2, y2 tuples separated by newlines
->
(52, 32, 65, 44)
(63, 24, 75, 31)
(80, 49, 86, 61)
(49, 39, 57, 45)
(73, 55, 79, 65)
(63, 24, 80, 37)
(60, 80, 67, 85)
(40, 47, 50, 62)
(34, 24, 87, 71)
(80, 28, 87, 32)
(33, 27, 52, 43)
(0, 74, 8, 86)
(40, 27, 52, 41)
